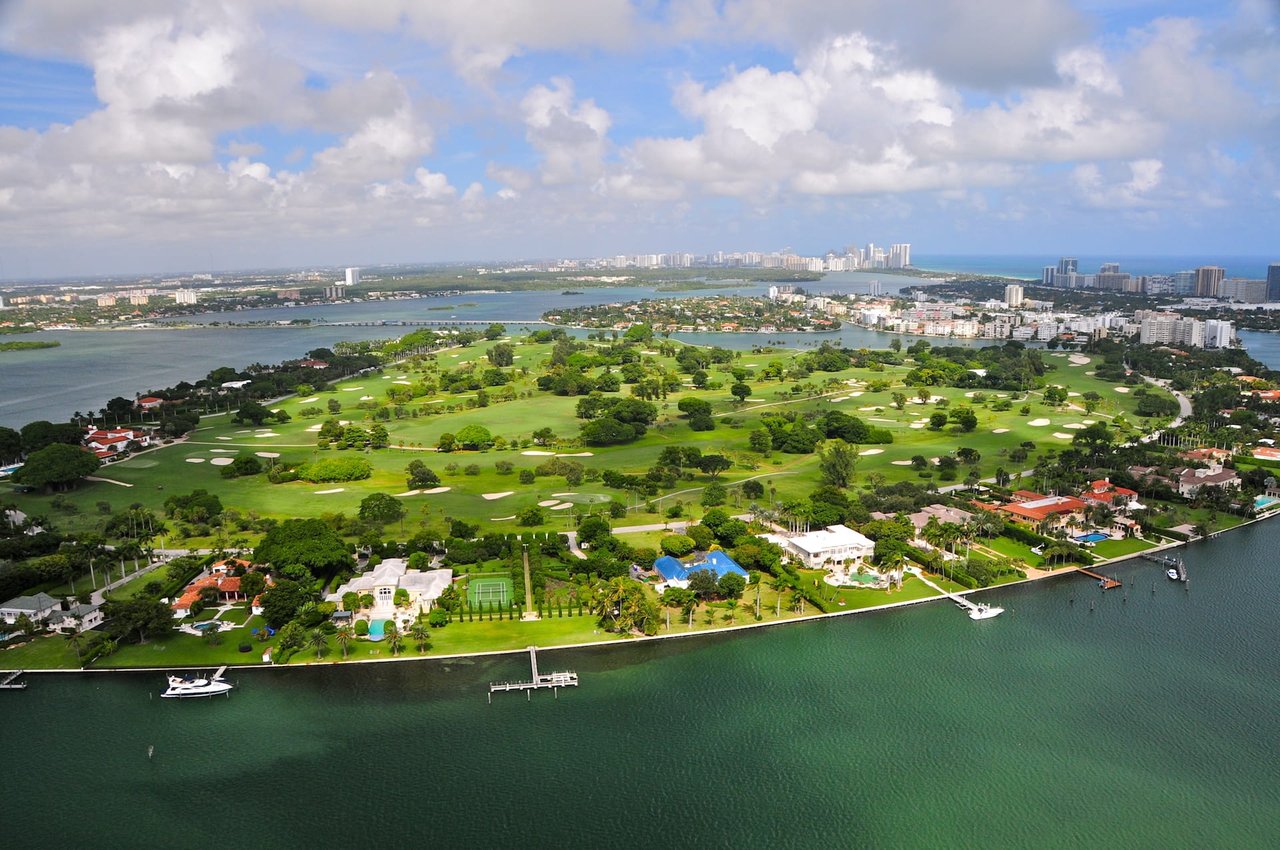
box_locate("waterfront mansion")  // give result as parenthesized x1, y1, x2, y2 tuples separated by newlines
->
(327, 558, 453, 622)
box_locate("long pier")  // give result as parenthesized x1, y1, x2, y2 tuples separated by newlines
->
(914, 573, 1000, 619)
(488, 647, 578, 701)
(1077, 567, 1122, 590)
(0, 670, 27, 689)
(1141, 552, 1181, 568)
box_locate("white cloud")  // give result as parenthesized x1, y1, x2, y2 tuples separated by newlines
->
(519, 78, 612, 185)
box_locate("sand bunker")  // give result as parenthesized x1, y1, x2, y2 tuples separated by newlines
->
(537, 499, 560, 507)
(858, 448, 884, 456)
(1064, 423, 1086, 430)
(216, 436, 232, 440)
(314, 488, 345, 495)
(490, 516, 517, 522)
(393, 381, 412, 385)
(556, 452, 594, 457)
(210, 448, 237, 453)
(255, 451, 281, 458)
(421, 487, 451, 494)
(869, 418, 895, 423)
(482, 492, 514, 500)
(549, 503, 573, 510)
(890, 459, 913, 466)
(394, 490, 421, 497)
(1052, 432, 1072, 439)
(184, 458, 205, 464)
(209, 457, 234, 466)
(341, 387, 364, 391)
(992, 428, 1010, 434)
(1114, 386, 1130, 393)
(1067, 391, 1081, 397)
(360, 395, 373, 401)
(1028, 418, 1051, 426)
(1069, 355, 1091, 365)
(299, 397, 319, 403)
(909, 423, 926, 429)
(522, 450, 555, 456)
(306, 424, 322, 432)
(1083, 419, 1097, 424)
(254, 432, 280, 437)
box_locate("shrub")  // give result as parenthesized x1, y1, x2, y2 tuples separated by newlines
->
(296, 456, 372, 483)
(354, 619, 369, 636)
(518, 469, 535, 484)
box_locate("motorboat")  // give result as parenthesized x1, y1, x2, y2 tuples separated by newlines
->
(1166, 568, 1180, 581)
(968, 602, 1005, 620)
(162, 665, 233, 699)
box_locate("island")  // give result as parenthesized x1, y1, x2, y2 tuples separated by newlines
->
(1, 321, 1277, 673)
(0, 340, 59, 352)
(544, 294, 842, 333)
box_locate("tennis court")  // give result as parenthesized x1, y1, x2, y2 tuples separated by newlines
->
(467, 576, 514, 607)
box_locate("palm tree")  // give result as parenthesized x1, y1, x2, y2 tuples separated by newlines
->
(386, 624, 404, 656)
(65, 631, 86, 666)
(410, 620, 431, 653)
(308, 628, 328, 659)
(335, 624, 354, 659)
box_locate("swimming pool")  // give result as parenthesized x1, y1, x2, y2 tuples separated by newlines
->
(193, 621, 218, 631)
(1074, 533, 1109, 543)
(1255, 496, 1280, 511)
(368, 619, 388, 641)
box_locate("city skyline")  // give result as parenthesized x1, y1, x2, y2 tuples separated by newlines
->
(0, 1, 1277, 278)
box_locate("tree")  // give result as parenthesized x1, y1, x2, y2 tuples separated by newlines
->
(577, 516, 613, 549)
(359, 493, 406, 528)
(742, 479, 765, 500)
(532, 427, 555, 446)
(102, 598, 172, 644)
(308, 628, 329, 658)
(956, 447, 981, 465)
(406, 459, 440, 488)
(487, 342, 514, 367)
(698, 454, 732, 478)
(730, 382, 752, 403)
(13, 443, 99, 492)
(516, 506, 546, 526)
(701, 482, 727, 507)
(410, 620, 431, 652)
(259, 579, 315, 629)
(818, 440, 857, 488)
(748, 428, 772, 454)
(0, 426, 21, 463)
(950, 408, 978, 432)
(929, 412, 948, 430)
(255, 518, 351, 578)
(891, 393, 907, 411)
(686, 569, 719, 599)
(455, 424, 493, 449)
(335, 624, 354, 658)
(436, 432, 456, 452)
(233, 401, 272, 426)
(718, 572, 746, 599)
(238, 570, 266, 601)
(386, 622, 404, 656)
(656, 533, 695, 557)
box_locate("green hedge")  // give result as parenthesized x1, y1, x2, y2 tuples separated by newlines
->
(1002, 521, 1054, 548)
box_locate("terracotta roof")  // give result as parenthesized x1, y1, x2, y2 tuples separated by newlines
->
(998, 495, 1087, 522)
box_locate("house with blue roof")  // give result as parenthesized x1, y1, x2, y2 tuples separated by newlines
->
(653, 550, 747, 591)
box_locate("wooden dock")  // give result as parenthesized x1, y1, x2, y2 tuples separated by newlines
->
(1077, 568, 1122, 590)
(0, 670, 27, 690)
(1141, 553, 1181, 568)
(489, 647, 578, 701)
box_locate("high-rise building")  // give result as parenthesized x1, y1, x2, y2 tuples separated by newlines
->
(1204, 319, 1235, 349)
(889, 243, 911, 268)
(1042, 266, 1056, 286)
(345, 267, 361, 287)
(1267, 263, 1280, 301)
(868, 280, 882, 297)
(1173, 270, 1197, 296)
(1004, 284, 1025, 308)
(1057, 257, 1078, 276)
(324, 284, 348, 300)
(1219, 278, 1267, 303)
(1099, 262, 1121, 274)
(172, 290, 198, 305)
(1194, 266, 1224, 298)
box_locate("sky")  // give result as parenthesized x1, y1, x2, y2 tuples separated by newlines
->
(0, 0, 1276, 279)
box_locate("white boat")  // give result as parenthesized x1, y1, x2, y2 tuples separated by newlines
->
(162, 665, 233, 699)
(968, 602, 1005, 620)
(1166, 568, 1180, 581)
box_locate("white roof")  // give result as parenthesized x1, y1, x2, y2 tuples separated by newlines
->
(786, 524, 874, 555)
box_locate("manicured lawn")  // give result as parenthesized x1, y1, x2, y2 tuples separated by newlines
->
(1091, 537, 1157, 559)
(981, 535, 1045, 567)
(0, 635, 83, 670)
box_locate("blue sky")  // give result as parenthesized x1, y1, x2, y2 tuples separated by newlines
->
(0, 0, 1275, 279)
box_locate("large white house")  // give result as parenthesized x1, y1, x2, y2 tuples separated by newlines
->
(327, 559, 453, 622)
(767, 524, 875, 569)
(0, 592, 61, 626)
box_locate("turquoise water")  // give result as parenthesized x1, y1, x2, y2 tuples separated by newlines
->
(1255, 496, 1279, 510)
(1075, 532, 1110, 543)
(368, 619, 386, 641)
(3, 521, 1280, 847)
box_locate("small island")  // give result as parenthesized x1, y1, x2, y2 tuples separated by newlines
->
(544, 294, 841, 333)
(0, 340, 60, 352)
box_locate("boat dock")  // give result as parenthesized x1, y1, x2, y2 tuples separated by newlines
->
(1141, 553, 1181, 568)
(1077, 567, 1122, 590)
(0, 670, 27, 690)
(915, 574, 1002, 619)
(489, 647, 578, 701)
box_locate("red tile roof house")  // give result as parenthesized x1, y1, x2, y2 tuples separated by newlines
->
(171, 565, 271, 618)
(1079, 479, 1140, 511)
(996, 492, 1088, 529)
(84, 428, 151, 455)
(136, 396, 164, 410)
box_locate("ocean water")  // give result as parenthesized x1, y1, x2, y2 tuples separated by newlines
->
(3, 522, 1279, 848)
(916, 255, 1277, 280)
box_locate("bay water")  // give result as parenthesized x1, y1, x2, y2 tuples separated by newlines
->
(3, 522, 1278, 848)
